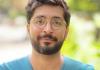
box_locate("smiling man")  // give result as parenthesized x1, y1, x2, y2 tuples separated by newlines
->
(0, 0, 94, 70)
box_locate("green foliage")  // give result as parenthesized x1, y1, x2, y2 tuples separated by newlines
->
(67, 0, 100, 13)
(61, 21, 100, 70)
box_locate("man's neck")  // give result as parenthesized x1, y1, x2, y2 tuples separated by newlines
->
(30, 50, 64, 70)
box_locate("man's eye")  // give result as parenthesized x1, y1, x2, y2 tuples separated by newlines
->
(36, 20, 44, 25)
(37, 20, 42, 23)
(53, 21, 62, 26)
(55, 21, 61, 25)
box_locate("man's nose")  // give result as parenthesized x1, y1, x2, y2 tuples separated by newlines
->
(42, 23, 53, 34)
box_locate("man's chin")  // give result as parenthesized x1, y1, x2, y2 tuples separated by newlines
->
(33, 41, 64, 55)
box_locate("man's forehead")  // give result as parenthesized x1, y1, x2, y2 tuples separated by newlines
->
(33, 5, 64, 16)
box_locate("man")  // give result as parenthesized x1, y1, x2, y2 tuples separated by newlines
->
(0, 0, 94, 70)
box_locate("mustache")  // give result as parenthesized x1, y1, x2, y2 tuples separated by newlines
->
(37, 34, 57, 41)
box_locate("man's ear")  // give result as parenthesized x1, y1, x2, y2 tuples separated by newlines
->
(65, 26, 69, 38)
(27, 23, 30, 33)
(66, 26, 69, 33)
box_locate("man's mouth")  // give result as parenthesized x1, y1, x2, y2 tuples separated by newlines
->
(38, 37, 57, 47)
(37, 34, 58, 47)
(37, 34, 57, 42)
(39, 37, 55, 45)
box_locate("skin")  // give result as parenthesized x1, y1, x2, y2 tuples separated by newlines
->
(27, 5, 69, 70)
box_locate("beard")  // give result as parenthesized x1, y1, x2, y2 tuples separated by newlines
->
(31, 34, 64, 55)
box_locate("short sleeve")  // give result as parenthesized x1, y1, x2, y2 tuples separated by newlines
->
(0, 64, 8, 70)
(87, 65, 94, 70)
(82, 64, 94, 70)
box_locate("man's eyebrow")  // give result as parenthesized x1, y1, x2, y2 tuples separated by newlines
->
(34, 15, 46, 19)
(34, 16, 62, 20)
(52, 16, 62, 19)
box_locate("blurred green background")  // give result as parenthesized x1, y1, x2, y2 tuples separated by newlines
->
(0, 0, 100, 70)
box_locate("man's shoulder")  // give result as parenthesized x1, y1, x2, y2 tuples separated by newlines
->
(62, 57, 94, 70)
(0, 56, 32, 70)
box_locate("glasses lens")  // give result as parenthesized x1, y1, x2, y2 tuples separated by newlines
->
(32, 17, 66, 30)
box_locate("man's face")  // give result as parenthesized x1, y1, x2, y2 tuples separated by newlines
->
(27, 5, 68, 55)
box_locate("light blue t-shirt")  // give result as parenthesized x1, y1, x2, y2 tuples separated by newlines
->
(0, 56, 94, 70)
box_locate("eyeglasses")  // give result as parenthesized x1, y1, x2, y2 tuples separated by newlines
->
(30, 16, 67, 30)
